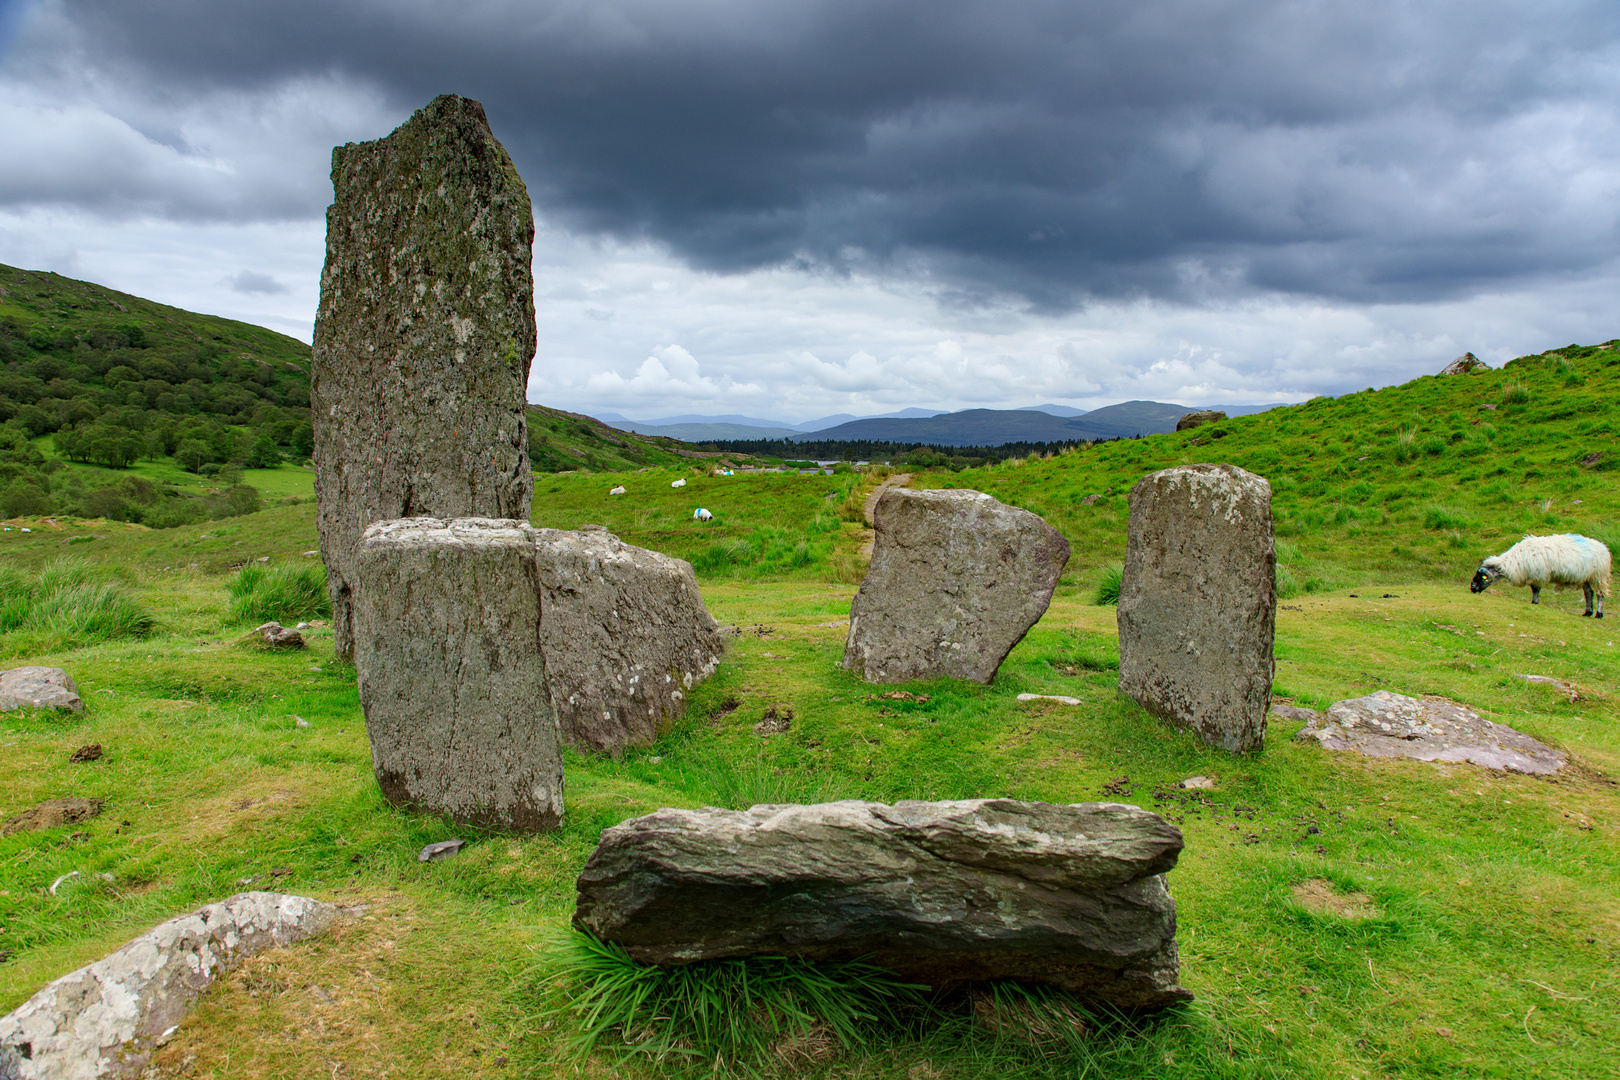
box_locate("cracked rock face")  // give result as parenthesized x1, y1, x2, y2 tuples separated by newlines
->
(534, 528, 724, 756)
(1292, 691, 1566, 775)
(0, 892, 342, 1080)
(574, 799, 1192, 1009)
(313, 94, 536, 663)
(843, 489, 1069, 684)
(355, 517, 563, 831)
(1118, 464, 1275, 753)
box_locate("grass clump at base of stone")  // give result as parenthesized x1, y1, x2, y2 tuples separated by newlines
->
(226, 562, 332, 625)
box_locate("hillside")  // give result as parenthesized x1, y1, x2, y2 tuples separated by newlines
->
(792, 399, 1290, 446)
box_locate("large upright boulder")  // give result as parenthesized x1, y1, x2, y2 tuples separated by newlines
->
(843, 489, 1069, 684)
(354, 518, 562, 831)
(574, 799, 1191, 1009)
(535, 528, 725, 756)
(312, 94, 536, 662)
(1118, 464, 1275, 752)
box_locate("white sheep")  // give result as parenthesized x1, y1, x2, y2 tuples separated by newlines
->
(693, 508, 713, 522)
(1470, 533, 1611, 617)
(671, 478, 687, 488)
(608, 485, 626, 496)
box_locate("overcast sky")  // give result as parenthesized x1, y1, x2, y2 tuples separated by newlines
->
(1, 0, 1616, 422)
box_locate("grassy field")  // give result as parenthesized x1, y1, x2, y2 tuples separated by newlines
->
(0, 342, 1617, 1079)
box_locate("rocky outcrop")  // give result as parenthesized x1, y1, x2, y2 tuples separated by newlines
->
(1117, 464, 1275, 753)
(1438, 352, 1489, 375)
(1291, 691, 1566, 775)
(1, 798, 102, 837)
(354, 517, 563, 831)
(0, 668, 82, 712)
(534, 528, 724, 756)
(0, 892, 344, 1080)
(574, 799, 1191, 1009)
(1175, 410, 1226, 432)
(312, 94, 536, 662)
(843, 489, 1069, 684)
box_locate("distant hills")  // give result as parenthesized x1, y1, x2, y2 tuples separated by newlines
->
(603, 407, 947, 441)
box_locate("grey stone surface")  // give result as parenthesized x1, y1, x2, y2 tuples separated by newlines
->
(843, 489, 1069, 684)
(1175, 410, 1227, 431)
(1294, 690, 1566, 775)
(1118, 464, 1275, 753)
(534, 528, 724, 756)
(248, 622, 304, 649)
(0, 892, 343, 1080)
(1, 798, 102, 837)
(1438, 352, 1490, 375)
(575, 799, 1190, 1008)
(312, 94, 536, 663)
(354, 517, 563, 831)
(0, 668, 82, 712)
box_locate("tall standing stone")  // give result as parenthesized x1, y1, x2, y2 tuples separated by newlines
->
(1117, 464, 1275, 752)
(843, 489, 1069, 684)
(354, 517, 562, 831)
(312, 94, 536, 663)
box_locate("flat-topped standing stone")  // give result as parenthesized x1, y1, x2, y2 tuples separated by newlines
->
(534, 528, 725, 756)
(574, 799, 1191, 1009)
(354, 517, 562, 831)
(312, 94, 536, 663)
(843, 489, 1069, 684)
(1118, 464, 1275, 752)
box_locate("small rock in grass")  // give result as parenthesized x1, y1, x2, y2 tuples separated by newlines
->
(303, 550, 319, 557)
(1270, 704, 1323, 723)
(0, 667, 83, 712)
(1, 797, 104, 836)
(69, 744, 103, 764)
(753, 704, 794, 736)
(1176, 776, 1217, 790)
(249, 623, 305, 649)
(296, 622, 311, 630)
(255, 556, 270, 563)
(419, 840, 467, 862)
(1016, 693, 1081, 706)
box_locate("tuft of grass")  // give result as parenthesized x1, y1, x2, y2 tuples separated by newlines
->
(1423, 505, 1471, 530)
(1092, 563, 1122, 606)
(226, 563, 332, 624)
(0, 558, 154, 654)
(535, 930, 928, 1072)
(1501, 378, 1531, 404)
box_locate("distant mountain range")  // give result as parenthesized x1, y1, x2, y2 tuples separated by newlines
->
(599, 401, 1288, 447)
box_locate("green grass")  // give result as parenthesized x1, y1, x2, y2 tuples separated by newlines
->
(0, 339, 1617, 1078)
(0, 558, 154, 655)
(226, 562, 331, 625)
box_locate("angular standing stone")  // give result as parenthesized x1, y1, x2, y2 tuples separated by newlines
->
(573, 799, 1191, 1009)
(843, 489, 1069, 684)
(1118, 464, 1275, 752)
(354, 517, 562, 831)
(313, 94, 536, 663)
(534, 528, 725, 756)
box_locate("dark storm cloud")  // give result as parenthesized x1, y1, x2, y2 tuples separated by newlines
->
(22, 0, 1620, 307)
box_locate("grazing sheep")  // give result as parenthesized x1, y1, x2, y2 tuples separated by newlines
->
(608, 485, 626, 496)
(693, 508, 713, 522)
(671, 478, 687, 488)
(1470, 534, 1611, 617)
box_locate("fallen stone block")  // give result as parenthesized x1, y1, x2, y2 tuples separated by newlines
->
(535, 528, 724, 756)
(574, 799, 1192, 1009)
(355, 517, 563, 831)
(844, 489, 1069, 684)
(0, 892, 345, 1080)
(1294, 690, 1566, 775)
(0, 668, 83, 712)
(1118, 464, 1275, 753)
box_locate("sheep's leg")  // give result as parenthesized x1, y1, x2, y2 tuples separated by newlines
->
(1584, 584, 1595, 617)
(1531, 585, 1541, 605)
(1598, 594, 1605, 619)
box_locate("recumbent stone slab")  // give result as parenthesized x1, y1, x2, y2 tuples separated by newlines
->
(1292, 690, 1566, 775)
(355, 517, 563, 831)
(574, 798, 1191, 1009)
(843, 489, 1069, 684)
(0, 892, 343, 1080)
(1118, 464, 1275, 753)
(312, 94, 536, 663)
(534, 528, 724, 756)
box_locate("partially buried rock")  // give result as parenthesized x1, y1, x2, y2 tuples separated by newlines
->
(1295, 690, 1566, 775)
(248, 622, 305, 649)
(0, 667, 83, 712)
(0, 892, 345, 1080)
(1175, 410, 1227, 432)
(355, 517, 563, 831)
(312, 94, 536, 663)
(574, 799, 1192, 1009)
(1438, 351, 1490, 375)
(844, 489, 1069, 684)
(1117, 464, 1275, 753)
(69, 743, 103, 764)
(1, 797, 102, 837)
(534, 528, 724, 756)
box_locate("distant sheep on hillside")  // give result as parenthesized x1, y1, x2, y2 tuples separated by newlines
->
(693, 508, 713, 522)
(1470, 534, 1611, 617)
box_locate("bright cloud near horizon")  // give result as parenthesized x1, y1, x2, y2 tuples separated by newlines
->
(1, 0, 1617, 424)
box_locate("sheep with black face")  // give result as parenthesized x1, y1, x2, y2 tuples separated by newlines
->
(1470, 534, 1611, 617)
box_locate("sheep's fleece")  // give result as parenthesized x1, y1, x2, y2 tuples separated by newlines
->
(1471, 533, 1610, 616)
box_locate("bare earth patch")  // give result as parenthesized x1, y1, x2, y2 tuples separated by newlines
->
(1291, 879, 1380, 920)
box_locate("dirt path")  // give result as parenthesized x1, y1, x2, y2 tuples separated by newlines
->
(859, 473, 912, 559)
